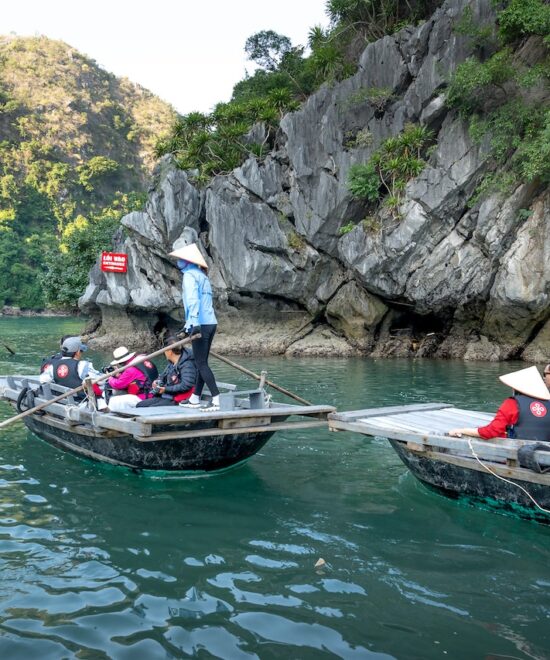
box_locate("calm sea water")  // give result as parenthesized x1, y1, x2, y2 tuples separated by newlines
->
(0, 317, 548, 659)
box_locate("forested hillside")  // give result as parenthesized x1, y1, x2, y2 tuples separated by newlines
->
(0, 36, 176, 308)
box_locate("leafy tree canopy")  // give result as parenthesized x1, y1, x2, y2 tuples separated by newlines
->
(245, 30, 293, 71)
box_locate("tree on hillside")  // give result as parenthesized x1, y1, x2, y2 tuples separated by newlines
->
(245, 31, 293, 71)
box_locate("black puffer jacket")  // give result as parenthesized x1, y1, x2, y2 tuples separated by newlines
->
(158, 348, 197, 395)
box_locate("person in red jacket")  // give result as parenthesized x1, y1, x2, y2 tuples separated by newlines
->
(449, 365, 550, 441)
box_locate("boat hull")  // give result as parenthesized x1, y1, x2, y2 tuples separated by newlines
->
(24, 415, 274, 473)
(389, 439, 550, 523)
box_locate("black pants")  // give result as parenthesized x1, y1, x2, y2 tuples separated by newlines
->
(136, 396, 176, 408)
(192, 324, 219, 397)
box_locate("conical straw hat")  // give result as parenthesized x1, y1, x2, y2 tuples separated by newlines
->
(168, 242, 208, 269)
(499, 365, 550, 400)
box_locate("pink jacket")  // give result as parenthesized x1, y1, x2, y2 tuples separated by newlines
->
(108, 366, 149, 400)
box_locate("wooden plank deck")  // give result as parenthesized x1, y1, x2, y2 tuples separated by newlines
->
(328, 404, 550, 468)
(329, 402, 454, 421)
(122, 404, 335, 424)
(0, 376, 335, 441)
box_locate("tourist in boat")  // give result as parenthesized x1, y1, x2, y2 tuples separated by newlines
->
(169, 241, 220, 412)
(105, 346, 159, 412)
(40, 334, 72, 374)
(39, 336, 101, 401)
(449, 366, 550, 441)
(136, 336, 197, 408)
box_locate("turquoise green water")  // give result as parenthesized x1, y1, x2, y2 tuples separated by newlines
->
(0, 317, 549, 659)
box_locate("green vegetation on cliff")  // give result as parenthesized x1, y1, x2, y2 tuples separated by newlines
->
(347, 124, 434, 218)
(447, 0, 550, 200)
(0, 36, 176, 308)
(156, 1, 441, 182)
(344, 0, 549, 230)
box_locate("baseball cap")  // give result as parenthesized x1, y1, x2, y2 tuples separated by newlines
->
(61, 336, 88, 354)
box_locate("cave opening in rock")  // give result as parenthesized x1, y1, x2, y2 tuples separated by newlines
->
(386, 306, 450, 340)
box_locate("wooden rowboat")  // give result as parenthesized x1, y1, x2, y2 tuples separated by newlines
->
(329, 403, 550, 524)
(0, 375, 334, 474)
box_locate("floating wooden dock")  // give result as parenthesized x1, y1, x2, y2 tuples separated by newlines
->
(328, 403, 550, 521)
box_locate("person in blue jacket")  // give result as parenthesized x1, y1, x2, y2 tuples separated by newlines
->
(169, 242, 220, 412)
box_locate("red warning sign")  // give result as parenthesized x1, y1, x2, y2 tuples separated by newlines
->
(101, 252, 128, 273)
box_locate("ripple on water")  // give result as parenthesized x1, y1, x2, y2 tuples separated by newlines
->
(245, 554, 299, 569)
(232, 611, 391, 658)
(166, 625, 257, 659)
(1, 325, 549, 659)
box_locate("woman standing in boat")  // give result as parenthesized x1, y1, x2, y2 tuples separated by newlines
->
(169, 242, 220, 412)
(449, 366, 550, 441)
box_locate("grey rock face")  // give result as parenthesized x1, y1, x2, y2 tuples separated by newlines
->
(326, 282, 388, 349)
(145, 156, 203, 244)
(482, 190, 550, 343)
(81, 0, 549, 362)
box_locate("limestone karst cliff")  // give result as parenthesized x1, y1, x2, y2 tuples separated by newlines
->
(81, 0, 550, 361)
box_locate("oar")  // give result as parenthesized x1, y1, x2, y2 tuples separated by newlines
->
(0, 335, 198, 430)
(209, 349, 311, 406)
(1, 342, 16, 355)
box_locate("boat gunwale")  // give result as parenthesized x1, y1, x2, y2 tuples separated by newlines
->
(0, 375, 334, 443)
(409, 445, 550, 486)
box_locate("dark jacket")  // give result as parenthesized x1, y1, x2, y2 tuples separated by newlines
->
(509, 394, 550, 442)
(159, 348, 197, 396)
(41, 351, 62, 374)
(49, 356, 85, 401)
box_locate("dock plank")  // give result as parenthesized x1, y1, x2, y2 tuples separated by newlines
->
(135, 419, 328, 442)
(358, 409, 492, 435)
(330, 403, 453, 422)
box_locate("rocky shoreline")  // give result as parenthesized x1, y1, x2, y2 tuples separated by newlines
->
(1, 306, 74, 318)
(81, 307, 547, 363)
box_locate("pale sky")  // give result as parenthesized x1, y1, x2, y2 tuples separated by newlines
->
(3, 0, 330, 115)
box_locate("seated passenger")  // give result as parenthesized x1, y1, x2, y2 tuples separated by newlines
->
(40, 334, 72, 374)
(136, 336, 196, 408)
(40, 336, 101, 401)
(106, 346, 159, 412)
(449, 365, 550, 441)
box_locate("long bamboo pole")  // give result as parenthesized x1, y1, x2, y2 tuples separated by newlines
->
(0, 335, 198, 430)
(210, 349, 311, 406)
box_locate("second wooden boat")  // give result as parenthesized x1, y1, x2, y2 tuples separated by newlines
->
(329, 403, 550, 523)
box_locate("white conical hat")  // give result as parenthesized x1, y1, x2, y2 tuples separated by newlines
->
(168, 242, 208, 269)
(499, 366, 550, 400)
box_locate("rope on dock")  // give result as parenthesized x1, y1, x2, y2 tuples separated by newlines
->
(467, 438, 550, 514)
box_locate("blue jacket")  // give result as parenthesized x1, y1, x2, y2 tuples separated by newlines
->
(178, 261, 217, 327)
